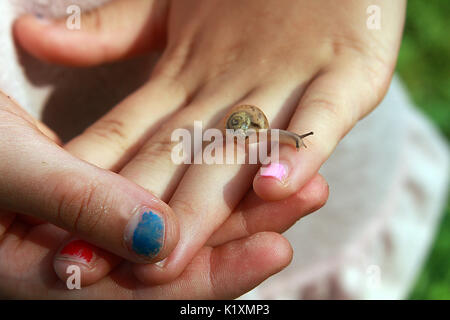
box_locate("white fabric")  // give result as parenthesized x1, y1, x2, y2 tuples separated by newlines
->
(1, 0, 448, 300)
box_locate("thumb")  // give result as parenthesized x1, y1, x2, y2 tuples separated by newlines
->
(13, 0, 169, 66)
(0, 92, 178, 263)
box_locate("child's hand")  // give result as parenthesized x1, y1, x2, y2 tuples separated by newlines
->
(14, 0, 405, 285)
(0, 84, 326, 295)
(0, 218, 291, 298)
(0, 168, 326, 298)
(0, 90, 178, 264)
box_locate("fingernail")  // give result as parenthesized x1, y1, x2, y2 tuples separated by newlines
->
(124, 208, 165, 261)
(56, 239, 95, 266)
(259, 162, 288, 181)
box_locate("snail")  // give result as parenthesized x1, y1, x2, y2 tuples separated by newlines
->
(223, 105, 313, 151)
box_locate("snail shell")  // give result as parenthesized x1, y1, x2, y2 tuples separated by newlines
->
(223, 105, 313, 151)
(225, 105, 269, 133)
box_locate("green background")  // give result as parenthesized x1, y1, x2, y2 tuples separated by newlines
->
(396, 1, 449, 299)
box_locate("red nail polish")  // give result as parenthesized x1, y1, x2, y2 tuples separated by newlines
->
(58, 240, 94, 265)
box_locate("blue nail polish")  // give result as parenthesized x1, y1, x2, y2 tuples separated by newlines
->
(125, 210, 165, 259)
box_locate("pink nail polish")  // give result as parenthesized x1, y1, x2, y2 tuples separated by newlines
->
(260, 162, 288, 181)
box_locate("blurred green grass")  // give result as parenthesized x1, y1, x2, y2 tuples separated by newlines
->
(395, 1, 449, 299)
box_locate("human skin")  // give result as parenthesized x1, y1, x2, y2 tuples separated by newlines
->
(10, 0, 405, 290)
(0, 94, 327, 296)
(0, 31, 326, 299)
(0, 66, 326, 297)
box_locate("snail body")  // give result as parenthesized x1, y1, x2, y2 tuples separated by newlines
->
(223, 105, 313, 151)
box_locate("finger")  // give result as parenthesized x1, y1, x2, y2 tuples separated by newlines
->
(3, 228, 291, 299)
(119, 78, 306, 201)
(0, 93, 178, 264)
(118, 83, 252, 201)
(34, 120, 62, 145)
(51, 173, 326, 285)
(13, 0, 169, 67)
(56, 155, 326, 287)
(16, 214, 46, 226)
(207, 173, 328, 247)
(0, 220, 69, 298)
(53, 238, 121, 287)
(65, 76, 191, 172)
(253, 59, 391, 200)
(0, 211, 16, 238)
(58, 74, 197, 284)
(136, 232, 293, 299)
(130, 82, 305, 284)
